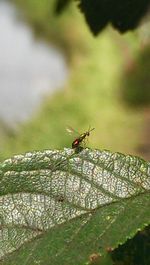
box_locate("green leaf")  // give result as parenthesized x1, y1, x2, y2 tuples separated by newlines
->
(54, 0, 71, 14)
(0, 148, 150, 265)
(77, 0, 150, 34)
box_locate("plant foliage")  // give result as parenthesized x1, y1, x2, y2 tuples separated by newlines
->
(55, 0, 150, 34)
(0, 148, 150, 264)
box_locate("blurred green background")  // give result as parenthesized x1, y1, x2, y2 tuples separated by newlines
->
(0, 0, 150, 161)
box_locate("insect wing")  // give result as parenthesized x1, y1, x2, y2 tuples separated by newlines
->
(66, 126, 80, 136)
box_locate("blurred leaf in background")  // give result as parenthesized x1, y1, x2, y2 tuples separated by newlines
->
(55, 0, 150, 34)
(1, 0, 147, 161)
(122, 45, 150, 107)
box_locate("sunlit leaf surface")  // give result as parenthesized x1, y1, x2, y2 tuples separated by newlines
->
(0, 148, 150, 264)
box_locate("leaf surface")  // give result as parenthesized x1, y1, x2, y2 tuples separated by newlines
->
(77, 0, 150, 34)
(0, 148, 150, 264)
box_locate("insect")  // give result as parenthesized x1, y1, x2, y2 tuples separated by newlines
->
(66, 126, 95, 149)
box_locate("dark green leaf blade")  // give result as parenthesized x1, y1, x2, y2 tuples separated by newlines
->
(54, 0, 71, 14)
(0, 148, 150, 265)
(77, 0, 150, 34)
